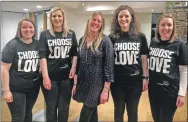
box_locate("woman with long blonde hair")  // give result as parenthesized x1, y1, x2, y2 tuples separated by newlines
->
(72, 12, 114, 122)
(38, 7, 78, 122)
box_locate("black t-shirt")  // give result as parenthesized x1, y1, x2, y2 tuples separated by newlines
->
(109, 32, 149, 86)
(149, 38, 187, 97)
(1, 38, 40, 92)
(38, 30, 78, 80)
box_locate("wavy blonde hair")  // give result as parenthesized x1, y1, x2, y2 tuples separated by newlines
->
(156, 13, 176, 43)
(48, 6, 70, 37)
(80, 12, 105, 51)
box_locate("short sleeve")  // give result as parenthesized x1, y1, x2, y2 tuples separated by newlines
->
(38, 31, 49, 59)
(75, 37, 83, 75)
(69, 31, 78, 57)
(1, 41, 16, 63)
(140, 33, 149, 55)
(178, 42, 187, 65)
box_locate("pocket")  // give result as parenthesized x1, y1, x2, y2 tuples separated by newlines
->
(130, 73, 142, 80)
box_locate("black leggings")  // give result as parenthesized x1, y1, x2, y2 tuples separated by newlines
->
(79, 104, 98, 122)
(111, 84, 142, 122)
(148, 83, 177, 122)
(7, 80, 41, 122)
(41, 78, 73, 122)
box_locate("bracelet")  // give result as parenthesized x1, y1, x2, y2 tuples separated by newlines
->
(104, 86, 110, 90)
(73, 84, 77, 86)
(142, 75, 149, 80)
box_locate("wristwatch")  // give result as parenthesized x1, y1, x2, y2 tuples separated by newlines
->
(142, 75, 149, 80)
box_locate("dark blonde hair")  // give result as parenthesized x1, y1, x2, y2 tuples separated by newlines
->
(110, 5, 140, 39)
(156, 13, 176, 43)
(48, 6, 70, 37)
(15, 18, 35, 39)
(80, 12, 105, 51)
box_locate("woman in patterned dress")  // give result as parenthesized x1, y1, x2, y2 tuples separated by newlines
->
(72, 12, 114, 122)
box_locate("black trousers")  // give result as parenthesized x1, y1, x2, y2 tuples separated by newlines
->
(79, 104, 98, 122)
(111, 84, 142, 122)
(7, 79, 41, 122)
(41, 78, 73, 122)
(148, 83, 177, 122)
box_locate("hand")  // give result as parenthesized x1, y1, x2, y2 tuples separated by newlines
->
(100, 89, 109, 104)
(69, 67, 76, 79)
(4, 91, 13, 103)
(43, 76, 51, 90)
(176, 96, 185, 107)
(142, 79, 148, 91)
(72, 85, 76, 97)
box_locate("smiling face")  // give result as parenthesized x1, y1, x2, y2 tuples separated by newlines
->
(118, 9, 132, 32)
(21, 21, 35, 40)
(159, 17, 174, 40)
(89, 15, 103, 33)
(51, 10, 64, 28)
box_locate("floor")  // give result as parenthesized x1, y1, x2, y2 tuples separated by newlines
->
(1, 89, 187, 122)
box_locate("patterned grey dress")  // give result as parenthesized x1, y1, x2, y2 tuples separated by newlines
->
(73, 35, 114, 107)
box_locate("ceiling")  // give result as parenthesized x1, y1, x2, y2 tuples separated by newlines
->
(1, 1, 167, 14)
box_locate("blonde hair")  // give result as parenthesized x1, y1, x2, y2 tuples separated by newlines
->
(15, 18, 35, 39)
(80, 12, 105, 51)
(156, 13, 176, 43)
(48, 6, 70, 37)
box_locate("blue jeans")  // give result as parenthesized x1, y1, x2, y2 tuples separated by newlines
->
(7, 79, 41, 122)
(41, 78, 73, 122)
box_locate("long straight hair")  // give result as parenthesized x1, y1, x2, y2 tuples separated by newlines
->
(48, 7, 70, 37)
(80, 12, 105, 51)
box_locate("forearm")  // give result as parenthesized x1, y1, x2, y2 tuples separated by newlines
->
(71, 56, 77, 69)
(1, 69, 10, 92)
(141, 55, 148, 76)
(40, 58, 49, 78)
(74, 75, 78, 85)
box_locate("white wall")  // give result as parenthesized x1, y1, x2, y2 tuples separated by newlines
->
(1, 11, 28, 50)
(137, 13, 152, 45)
(64, 11, 151, 45)
(36, 13, 43, 40)
(65, 11, 88, 41)
(35, 7, 151, 44)
(1, 10, 151, 49)
(64, 9, 151, 44)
